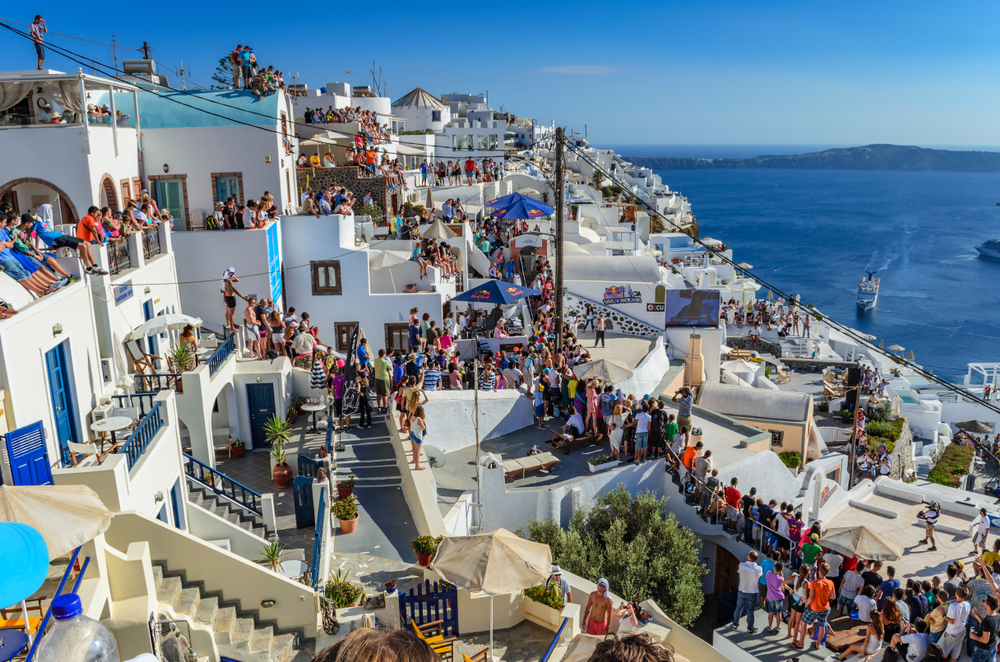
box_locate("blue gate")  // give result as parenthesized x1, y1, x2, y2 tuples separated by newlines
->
(293, 475, 315, 529)
(3, 421, 53, 485)
(246, 383, 275, 448)
(399, 580, 459, 636)
(298, 455, 321, 479)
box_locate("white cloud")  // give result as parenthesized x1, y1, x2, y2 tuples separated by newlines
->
(539, 65, 617, 75)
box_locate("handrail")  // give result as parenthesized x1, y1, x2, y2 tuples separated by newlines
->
(111, 391, 158, 417)
(118, 401, 164, 470)
(539, 617, 569, 662)
(206, 335, 235, 376)
(312, 486, 326, 589)
(142, 227, 162, 259)
(107, 239, 131, 275)
(135, 373, 184, 394)
(183, 452, 262, 516)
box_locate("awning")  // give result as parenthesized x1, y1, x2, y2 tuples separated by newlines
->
(299, 132, 352, 147)
(394, 143, 427, 155)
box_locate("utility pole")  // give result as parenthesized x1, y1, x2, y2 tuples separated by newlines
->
(111, 34, 118, 73)
(141, 41, 151, 60)
(554, 127, 565, 353)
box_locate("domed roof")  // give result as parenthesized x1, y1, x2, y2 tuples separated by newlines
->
(392, 87, 449, 110)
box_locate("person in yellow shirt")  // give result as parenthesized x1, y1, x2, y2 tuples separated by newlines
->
(984, 539, 1000, 569)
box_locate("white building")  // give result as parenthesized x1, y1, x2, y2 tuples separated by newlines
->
(391, 87, 452, 133)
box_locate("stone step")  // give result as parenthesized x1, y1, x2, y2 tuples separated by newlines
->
(156, 576, 182, 606)
(213, 606, 236, 645)
(232, 617, 255, 644)
(272, 633, 296, 662)
(174, 587, 201, 617)
(250, 626, 274, 652)
(194, 596, 218, 627)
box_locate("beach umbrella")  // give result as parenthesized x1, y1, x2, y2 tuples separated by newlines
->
(488, 193, 554, 220)
(129, 313, 202, 339)
(767, 289, 773, 300)
(879, 339, 884, 349)
(421, 219, 457, 240)
(573, 359, 634, 384)
(560, 634, 606, 662)
(892, 396, 903, 418)
(451, 280, 539, 305)
(956, 420, 995, 434)
(368, 250, 410, 270)
(887, 344, 905, 352)
(737, 262, 753, 269)
(907, 350, 915, 361)
(721, 359, 761, 374)
(425, 187, 435, 212)
(817, 525, 903, 561)
(433, 529, 550, 660)
(0, 484, 113, 559)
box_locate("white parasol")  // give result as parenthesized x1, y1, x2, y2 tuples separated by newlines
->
(129, 313, 202, 339)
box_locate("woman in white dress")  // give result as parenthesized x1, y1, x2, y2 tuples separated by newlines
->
(607, 404, 629, 460)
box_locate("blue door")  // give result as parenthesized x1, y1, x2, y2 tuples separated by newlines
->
(246, 383, 275, 448)
(142, 300, 158, 364)
(292, 475, 315, 529)
(170, 481, 184, 530)
(4, 421, 53, 485)
(45, 342, 77, 466)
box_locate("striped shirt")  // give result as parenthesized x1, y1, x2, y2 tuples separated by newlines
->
(423, 369, 441, 391)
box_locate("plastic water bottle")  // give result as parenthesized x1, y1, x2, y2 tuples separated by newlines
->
(36, 594, 121, 662)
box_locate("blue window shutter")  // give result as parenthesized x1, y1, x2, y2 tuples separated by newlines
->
(4, 422, 53, 485)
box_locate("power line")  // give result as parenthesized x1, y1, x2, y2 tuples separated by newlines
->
(0, 16, 143, 50)
(563, 140, 1000, 419)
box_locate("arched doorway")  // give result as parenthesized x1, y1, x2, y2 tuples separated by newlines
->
(0, 178, 79, 225)
(99, 175, 119, 212)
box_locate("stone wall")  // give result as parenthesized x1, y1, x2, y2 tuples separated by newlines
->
(295, 166, 392, 219)
(564, 292, 661, 338)
(889, 415, 915, 481)
(726, 335, 781, 358)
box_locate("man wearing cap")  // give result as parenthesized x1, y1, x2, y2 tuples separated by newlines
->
(583, 578, 613, 635)
(545, 566, 571, 605)
(38, 104, 52, 123)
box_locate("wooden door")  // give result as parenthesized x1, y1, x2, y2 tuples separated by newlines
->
(714, 544, 740, 596)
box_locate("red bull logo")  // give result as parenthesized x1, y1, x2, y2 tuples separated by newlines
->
(470, 288, 492, 300)
(506, 287, 524, 296)
(527, 208, 545, 217)
(603, 284, 642, 305)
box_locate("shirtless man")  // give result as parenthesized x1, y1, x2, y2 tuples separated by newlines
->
(221, 268, 245, 332)
(583, 578, 613, 635)
(243, 297, 262, 359)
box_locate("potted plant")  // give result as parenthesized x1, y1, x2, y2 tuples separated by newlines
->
(332, 495, 359, 534)
(587, 454, 619, 473)
(523, 583, 565, 627)
(231, 438, 245, 459)
(287, 404, 298, 425)
(167, 343, 196, 373)
(324, 569, 364, 608)
(337, 474, 357, 500)
(410, 535, 442, 567)
(384, 578, 397, 595)
(292, 393, 308, 414)
(257, 540, 286, 572)
(263, 414, 292, 447)
(271, 445, 293, 488)
(839, 407, 853, 423)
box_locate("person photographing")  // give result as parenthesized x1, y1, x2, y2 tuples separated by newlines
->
(917, 501, 939, 552)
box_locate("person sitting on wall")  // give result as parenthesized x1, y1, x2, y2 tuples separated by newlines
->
(561, 410, 586, 440)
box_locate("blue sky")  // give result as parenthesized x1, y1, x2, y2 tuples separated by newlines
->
(5, 1, 999, 146)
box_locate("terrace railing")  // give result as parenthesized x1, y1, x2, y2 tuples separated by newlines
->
(311, 486, 327, 589)
(134, 373, 184, 394)
(539, 618, 569, 662)
(142, 228, 162, 259)
(118, 401, 164, 470)
(206, 335, 235, 377)
(183, 452, 262, 516)
(111, 392, 158, 417)
(107, 240, 132, 275)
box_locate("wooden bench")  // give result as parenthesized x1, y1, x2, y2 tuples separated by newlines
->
(823, 614, 868, 653)
(547, 430, 604, 455)
(502, 452, 559, 482)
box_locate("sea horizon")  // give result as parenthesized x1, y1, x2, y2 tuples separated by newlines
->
(594, 143, 1000, 160)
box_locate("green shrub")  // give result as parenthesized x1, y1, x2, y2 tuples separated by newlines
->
(324, 569, 364, 608)
(524, 583, 565, 610)
(524, 486, 706, 627)
(409, 535, 443, 556)
(357, 202, 385, 226)
(866, 418, 905, 441)
(588, 454, 616, 466)
(778, 452, 802, 469)
(866, 436, 895, 454)
(927, 441, 975, 487)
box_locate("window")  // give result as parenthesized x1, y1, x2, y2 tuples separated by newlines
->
(311, 260, 342, 295)
(769, 430, 784, 448)
(452, 134, 472, 151)
(488, 134, 499, 150)
(214, 175, 240, 204)
(432, 110, 441, 122)
(385, 323, 408, 353)
(475, 134, 488, 150)
(335, 322, 357, 352)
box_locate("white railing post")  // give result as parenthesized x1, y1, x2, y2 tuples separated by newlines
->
(262, 493, 277, 535)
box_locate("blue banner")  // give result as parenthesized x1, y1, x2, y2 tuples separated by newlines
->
(266, 224, 282, 307)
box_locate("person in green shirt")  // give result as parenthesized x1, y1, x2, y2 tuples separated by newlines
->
(372, 348, 393, 413)
(801, 533, 823, 566)
(664, 414, 679, 445)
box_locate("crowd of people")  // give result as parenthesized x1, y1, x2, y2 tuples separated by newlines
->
(723, 297, 815, 340)
(302, 106, 392, 145)
(228, 44, 285, 96)
(417, 158, 504, 187)
(207, 192, 282, 229)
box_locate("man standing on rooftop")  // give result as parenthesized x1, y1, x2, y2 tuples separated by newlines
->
(30, 15, 46, 70)
(733, 550, 762, 635)
(672, 386, 693, 435)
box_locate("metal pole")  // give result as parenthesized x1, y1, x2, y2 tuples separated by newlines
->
(108, 84, 119, 158)
(554, 127, 564, 353)
(78, 72, 91, 155)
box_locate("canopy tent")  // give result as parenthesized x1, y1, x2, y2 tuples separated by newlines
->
(421, 219, 458, 240)
(573, 358, 634, 384)
(433, 529, 550, 660)
(486, 193, 553, 220)
(817, 525, 902, 561)
(451, 280, 539, 305)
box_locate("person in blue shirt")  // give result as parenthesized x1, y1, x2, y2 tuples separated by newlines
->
(356, 337, 371, 369)
(408, 321, 420, 351)
(0, 216, 57, 296)
(877, 565, 900, 609)
(20, 214, 105, 275)
(422, 366, 441, 391)
(392, 353, 405, 386)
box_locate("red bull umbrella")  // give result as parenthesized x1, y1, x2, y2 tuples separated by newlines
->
(486, 192, 554, 220)
(451, 279, 540, 305)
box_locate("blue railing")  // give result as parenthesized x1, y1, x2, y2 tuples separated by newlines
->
(111, 392, 158, 417)
(118, 401, 164, 470)
(539, 618, 569, 662)
(312, 486, 326, 589)
(135, 373, 184, 393)
(183, 452, 262, 516)
(206, 335, 235, 376)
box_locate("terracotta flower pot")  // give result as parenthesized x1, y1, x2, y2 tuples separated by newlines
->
(339, 515, 359, 534)
(231, 445, 245, 459)
(416, 553, 433, 567)
(337, 486, 354, 500)
(272, 463, 293, 488)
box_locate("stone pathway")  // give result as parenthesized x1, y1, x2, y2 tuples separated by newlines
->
(327, 552, 424, 596)
(453, 621, 556, 661)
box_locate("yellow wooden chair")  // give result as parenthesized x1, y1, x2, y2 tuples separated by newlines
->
(411, 619, 456, 661)
(462, 650, 488, 662)
(1, 597, 45, 635)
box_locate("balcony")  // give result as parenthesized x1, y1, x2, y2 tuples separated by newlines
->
(95, 224, 172, 279)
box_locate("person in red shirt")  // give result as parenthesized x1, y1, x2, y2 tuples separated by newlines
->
(76, 206, 106, 244)
(465, 158, 476, 185)
(724, 477, 742, 533)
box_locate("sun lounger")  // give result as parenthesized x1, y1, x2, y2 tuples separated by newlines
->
(502, 452, 559, 482)
(547, 430, 604, 455)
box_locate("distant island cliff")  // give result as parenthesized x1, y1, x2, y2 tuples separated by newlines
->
(625, 144, 1000, 172)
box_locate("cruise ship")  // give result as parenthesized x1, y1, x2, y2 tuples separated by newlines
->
(857, 270, 880, 311)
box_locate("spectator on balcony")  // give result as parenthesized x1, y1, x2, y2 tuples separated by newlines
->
(0, 218, 58, 295)
(76, 206, 106, 245)
(239, 46, 253, 90)
(9, 212, 77, 283)
(229, 45, 243, 88)
(243, 200, 265, 229)
(243, 296, 264, 359)
(322, 152, 335, 167)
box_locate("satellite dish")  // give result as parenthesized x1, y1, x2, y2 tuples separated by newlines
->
(581, 217, 599, 231)
(423, 445, 446, 468)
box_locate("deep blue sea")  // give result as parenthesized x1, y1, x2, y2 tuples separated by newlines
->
(634, 161, 1000, 379)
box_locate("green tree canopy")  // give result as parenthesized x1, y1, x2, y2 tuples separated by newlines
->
(525, 485, 706, 627)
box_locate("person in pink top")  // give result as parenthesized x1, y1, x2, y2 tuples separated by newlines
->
(585, 380, 599, 434)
